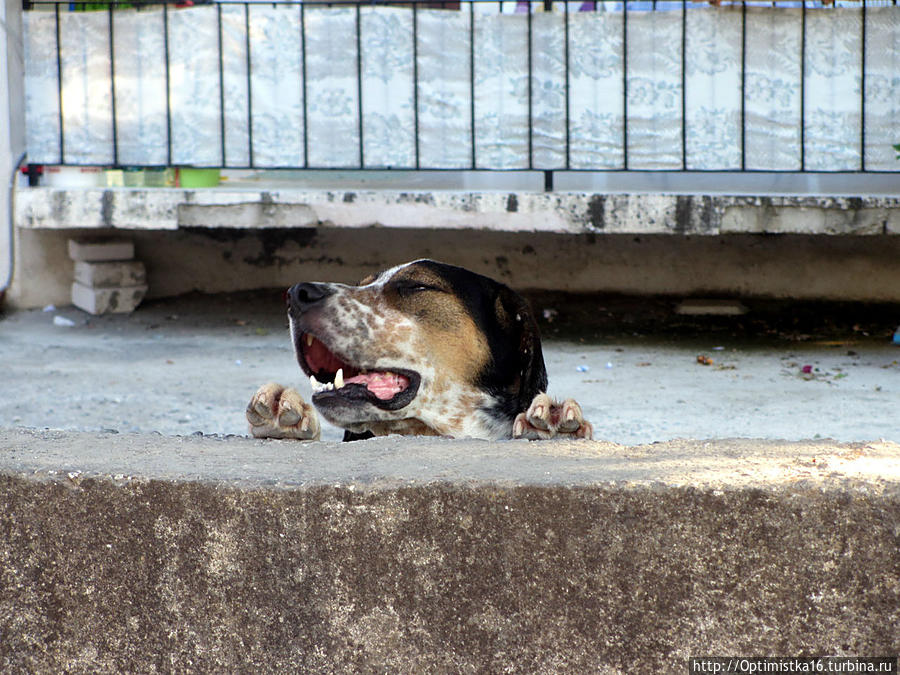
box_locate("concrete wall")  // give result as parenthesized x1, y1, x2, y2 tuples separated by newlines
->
(1, 429, 898, 672)
(7, 187, 900, 308)
(9, 226, 900, 309)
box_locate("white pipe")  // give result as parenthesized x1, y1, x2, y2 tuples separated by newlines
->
(1, 151, 26, 295)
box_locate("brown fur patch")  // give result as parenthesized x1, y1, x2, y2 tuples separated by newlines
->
(385, 263, 490, 389)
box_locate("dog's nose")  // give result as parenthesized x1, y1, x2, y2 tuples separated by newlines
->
(287, 282, 334, 313)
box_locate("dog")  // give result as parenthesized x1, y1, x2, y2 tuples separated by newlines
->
(246, 260, 592, 441)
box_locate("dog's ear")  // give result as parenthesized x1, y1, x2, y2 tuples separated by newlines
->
(490, 286, 548, 413)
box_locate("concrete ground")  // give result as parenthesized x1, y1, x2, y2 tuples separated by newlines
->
(0, 291, 897, 444)
(2, 293, 899, 672)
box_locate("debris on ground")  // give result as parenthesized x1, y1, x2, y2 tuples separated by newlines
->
(675, 299, 748, 316)
(697, 355, 714, 366)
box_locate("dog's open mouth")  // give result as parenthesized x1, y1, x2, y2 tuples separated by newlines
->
(298, 333, 420, 411)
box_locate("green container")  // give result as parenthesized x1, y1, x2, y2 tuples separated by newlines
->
(123, 168, 144, 187)
(179, 168, 220, 188)
(143, 168, 175, 188)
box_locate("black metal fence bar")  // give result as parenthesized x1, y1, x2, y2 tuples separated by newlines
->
(300, 3, 308, 168)
(107, 6, 118, 166)
(162, 2, 172, 165)
(217, 4, 226, 166)
(800, 0, 806, 171)
(860, 0, 866, 171)
(244, 3, 253, 167)
(681, 0, 686, 170)
(412, 3, 420, 170)
(563, 0, 570, 170)
(740, 0, 746, 171)
(469, 0, 475, 170)
(355, 3, 364, 169)
(527, 5, 533, 170)
(23, 0, 899, 178)
(54, 3, 63, 164)
(622, 0, 628, 170)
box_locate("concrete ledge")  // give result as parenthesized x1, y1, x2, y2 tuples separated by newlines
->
(2, 429, 898, 671)
(15, 187, 900, 235)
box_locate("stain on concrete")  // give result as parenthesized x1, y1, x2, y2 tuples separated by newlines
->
(50, 191, 70, 225)
(395, 193, 436, 206)
(101, 191, 115, 229)
(587, 195, 605, 230)
(259, 192, 277, 218)
(675, 195, 692, 234)
(181, 227, 319, 268)
(698, 196, 719, 234)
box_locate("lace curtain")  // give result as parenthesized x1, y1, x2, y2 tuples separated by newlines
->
(23, 4, 900, 171)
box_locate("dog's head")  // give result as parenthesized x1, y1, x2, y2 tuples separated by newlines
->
(286, 259, 547, 438)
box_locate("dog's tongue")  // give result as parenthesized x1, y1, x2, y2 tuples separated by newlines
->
(345, 371, 409, 400)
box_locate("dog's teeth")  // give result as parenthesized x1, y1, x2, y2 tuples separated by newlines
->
(306, 334, 314, 347)
(334, 368, 344, 389)
(310, 375, 329, 394)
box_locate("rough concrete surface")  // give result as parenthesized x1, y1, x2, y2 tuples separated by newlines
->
(1, 428, 899, 673)
(16, 187, 900, 236)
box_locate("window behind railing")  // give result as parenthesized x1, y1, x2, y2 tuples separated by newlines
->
(22, 0, 900, 188)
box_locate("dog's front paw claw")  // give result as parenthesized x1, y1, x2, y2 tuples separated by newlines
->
(512, 393, 593, 440)
(247, 382, 320, 440)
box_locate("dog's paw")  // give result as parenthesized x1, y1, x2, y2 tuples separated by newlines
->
(512, 392, 593, 440)
(246, 382, 320, 440)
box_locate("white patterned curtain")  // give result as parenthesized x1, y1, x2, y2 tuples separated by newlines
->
(23, 4, 900, 171)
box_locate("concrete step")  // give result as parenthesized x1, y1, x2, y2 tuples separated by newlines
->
(1, 429, 898, 672)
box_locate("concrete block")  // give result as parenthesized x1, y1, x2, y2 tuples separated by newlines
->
(71, 281, 147, 315)
(74, 260, 146, 288)
(0, 429, 898, 672)
(68, 238, 134, 262)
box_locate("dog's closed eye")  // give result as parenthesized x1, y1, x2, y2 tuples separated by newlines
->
(395, 280, 443, 298)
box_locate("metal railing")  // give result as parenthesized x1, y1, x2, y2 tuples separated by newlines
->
(23, 0, 900, 191)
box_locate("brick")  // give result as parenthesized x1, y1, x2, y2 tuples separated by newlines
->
(74, 260, 146, 289)
(68, 238, 134, 262)
(71, 282, 148, 315)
